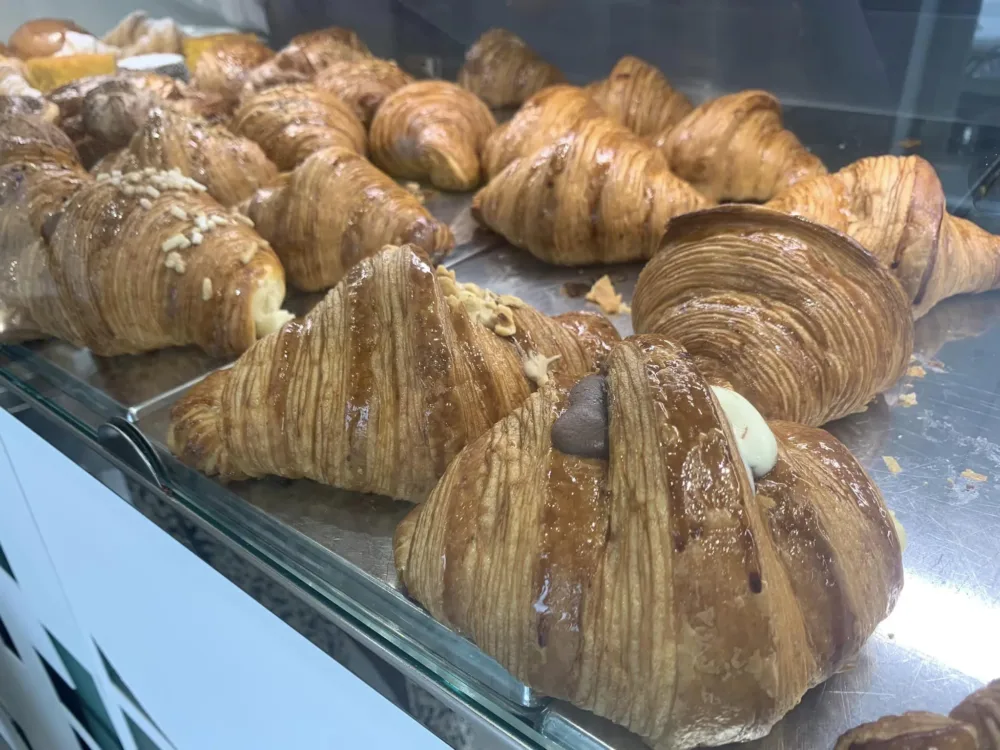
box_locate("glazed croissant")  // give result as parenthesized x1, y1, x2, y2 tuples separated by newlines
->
(314, 58, 413, 126)
(168, 244, 619, 500)
(245, 146, 454, 291)
(472, 116, 710, 265)
(0, 115, 290, 357)
(370, 81, 496, 191)
(657, 90, 826, 202)
(242, 27, 370, 94)
(836, 679, 1000, 749)
(231, 83, 366, 171)
(766, 155, 1000, 318)
(632, 206, 913, 426)
(586, 56, 693, 139)
(481, 84, 605, 179)
(457, 28, 564, 108)
(190, 36, 274, 105)
(395, 335, 904, 750)
(97, 107, 279, 207)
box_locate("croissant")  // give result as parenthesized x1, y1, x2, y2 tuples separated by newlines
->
(586, 56, 692, 139)
(632, 205, 913, 426)
(190, 36, 274, 105)
(457, 28, 564, 108)
(370, 81, 496, 191)
(766, 155, 1000, 318)
(245, 146, 454, 291)
(98, 107, 279, 207)
(242, 27, 369, 94)
(0, 116, 290, 357)
(101, 11, 184, 58)
(168, 244, 619, 500)
(395, 334, 904, 750)
(657, 90, 826, 202)
(313, 58, 413, 126)
(481, 84, 604, 179)
(231, 83, 366, 171)
(836, 679, 1000, 749)
(472, 116, 710, 265)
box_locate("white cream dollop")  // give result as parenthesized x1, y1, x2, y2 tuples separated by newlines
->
(710, 386, 779, 488)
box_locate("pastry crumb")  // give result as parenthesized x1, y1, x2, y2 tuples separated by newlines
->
(523, 351, 561, 387)
(906, 365, 926, 378)
(899, 392, 918, 407)
(882, 456, 902, 474)
(961, 468, 987, 482)
(585, 275, 629, 315)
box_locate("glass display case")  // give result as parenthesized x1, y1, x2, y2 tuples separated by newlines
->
(2, 2, 1000, 748)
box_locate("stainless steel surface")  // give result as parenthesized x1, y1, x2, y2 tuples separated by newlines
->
(4, 184, 1000, 749)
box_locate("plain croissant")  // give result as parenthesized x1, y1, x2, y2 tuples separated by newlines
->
(231, 83, 366, 170)
(396, 335, 904, 750)
(632, 205, 913, 426)
(245, 146, 454, 291)
(657, 90, 826, 202)
(766, 155, 1000, 318)
(100, 11, 183, 58)
(313, 57, 413, 126)
(370, 81, 496, 191)
(472, 116, 710, 265)
(190, 36, 274, 105)
(586, 56, 693, 139)
(835, 679, 999, 749)
(97, 106, 279, 207)
(0, 114, 290, 357)
(242, 27, 370, 94)
(457, 28, 564, 108)
(481, 84, 605, 179)
(168, 244, 619, 500)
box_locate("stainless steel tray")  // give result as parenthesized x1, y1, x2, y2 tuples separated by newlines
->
(4, 185, 1000, 749)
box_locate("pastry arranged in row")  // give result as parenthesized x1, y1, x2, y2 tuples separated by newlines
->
(168, 244, 618, 500)
(395, 334, 905, 750)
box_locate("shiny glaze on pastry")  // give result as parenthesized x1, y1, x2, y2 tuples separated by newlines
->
(168, 244, 619, 500)
(191, 36, 274, 104)
(246, 146, 454, 291)
(314, 57, 413, 125)
(370, 81, 496, 191)
(242, 26, 369, 94)
(472, 115, 709, 265)
(632, 205, 913, 426)
(457, 28, 564, 108)
(396, 335, 903, 749)
(586, 56, 692, 139)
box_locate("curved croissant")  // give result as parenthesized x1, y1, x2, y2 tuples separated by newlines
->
(457, 28, 564, 108)
(101, 11, 183, 58)
(191, 36, 274, 105)
(396, 335, 904, 750)
(168, 244, 619, 500)
(835, 679, 999, 749)
(766, 155, 1000, 318)
(657, 90, 826, 202)
(231, 83, 366, 171)
(370, 81, 496, 191)
(314, 58, 413, 126)
(586, 56, 692, 139)
(472, 116, 710, 265)
(99, 107, 279, 207)
(242, 27, 369, 94)
(632, 206, 913, 426)
(245, 146, 454, 291)
(0, 117, 289, 357)
(482, 84, 604, 179)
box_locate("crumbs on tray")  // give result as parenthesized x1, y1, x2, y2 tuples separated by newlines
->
(961, 469, 987, 483)
(585, 275, 631, 315)
(882, 456, 902, 474)
(906, 365, 926, 378)
(899, 392, 918, 407)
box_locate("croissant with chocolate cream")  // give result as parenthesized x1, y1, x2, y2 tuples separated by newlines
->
(396, 335, 904, 749)
(457, 29, 564, 107)
(587, 56, 692, 139)
(632, 206, 913, 426)
(245, 146, 454, 291)
(168, 244, 618, 500)
(767, 155, 1000, 318)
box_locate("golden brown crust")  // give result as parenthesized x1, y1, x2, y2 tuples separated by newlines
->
(167, 244, 619, 500)
(482, 84, 604, 179)
(457, 28, 564, 108)
(472, 116, 710, 265)
(632, 205, 913, 426)
(313, 57, 413, 125)
(586, 56, 692, 139)
(191, 37, 274, 104)
(370, 81, 496, 191)
(242, 26, 369, 94)
(100, 11, 183, 58)
(836, 712, 979, 749)
(246, 146, 454, 291)
(951, 679, 1000, 749)
(658, 89, 826, 202)
(767, 155, 1000, 318)
(0, 112, 78, 166)
(8, 19, 89, 59)
(395, 335, 903, 749)
(231, 83, 366, 170)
